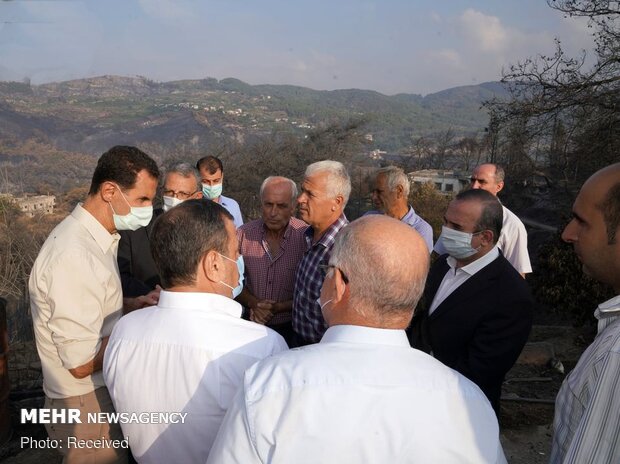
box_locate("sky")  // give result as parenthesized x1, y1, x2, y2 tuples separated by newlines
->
(0, 0, 596, 95)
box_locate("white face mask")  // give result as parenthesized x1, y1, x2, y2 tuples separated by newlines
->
(110, 185, 153, 231)
(162, 196, 184, 212)
(436, 226, 482, 259)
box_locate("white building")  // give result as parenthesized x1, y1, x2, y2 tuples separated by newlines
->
(408, 170, 468, 194)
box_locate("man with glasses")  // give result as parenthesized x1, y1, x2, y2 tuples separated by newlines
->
(118, 162, 202, 296)
(409, 189, 534, 415)
(208, 215, 506, 463)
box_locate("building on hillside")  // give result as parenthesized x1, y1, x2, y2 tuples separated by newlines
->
(408, 169, 469, 194)
(11, 194, 56, 217)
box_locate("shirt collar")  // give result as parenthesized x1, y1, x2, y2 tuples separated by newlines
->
(401, 206, 417, 223)
(306, 213, 348, 248)
(446, 246, 500, 276)
(157, 290, 243, 318)
(594, 295, 620, 334)
(72, 203, 119, 254)
(321, 325, 411, 347)
(320, 325, 410, 347)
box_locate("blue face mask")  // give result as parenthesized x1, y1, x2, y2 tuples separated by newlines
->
(218, 253, 245, 299)
(110, 185, 153, 231)
(202, 183, 223, 200)
(436, 226, 482, 259)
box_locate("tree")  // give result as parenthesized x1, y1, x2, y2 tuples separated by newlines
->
(484, 0, 620, 182)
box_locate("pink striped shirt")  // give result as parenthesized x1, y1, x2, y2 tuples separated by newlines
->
(237, 217, 309, 325)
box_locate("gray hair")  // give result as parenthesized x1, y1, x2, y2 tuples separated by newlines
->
(305, 160, 351, 206)
(163, 162, 201, 192)
(259, 176, 298, 204)
(329, 219, 427, 319)
(490, 164, 505, 183)
(375, 166, 410, 197)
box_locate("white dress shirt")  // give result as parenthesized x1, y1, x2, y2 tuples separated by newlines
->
(29, 204, 122, 398)
(429, 246, 500, 315)
(103, 290, 288, 464)
(207, 325, 506, 464)
(498, 205, 532, 274)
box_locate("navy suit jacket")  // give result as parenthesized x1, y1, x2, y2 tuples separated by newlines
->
(409, 252, 534, 414)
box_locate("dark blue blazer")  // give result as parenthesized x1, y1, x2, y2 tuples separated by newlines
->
(408, 252, 534, 414)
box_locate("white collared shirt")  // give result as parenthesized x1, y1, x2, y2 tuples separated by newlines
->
(103, 290, 287, 464)
(429, 246, 500, 315)
(29, 204, 122, 398)
(207, 325, 506, 464)
(498, 205, 532, 274)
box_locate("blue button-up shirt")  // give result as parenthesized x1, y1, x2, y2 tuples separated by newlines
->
(365, 206, 433, 252)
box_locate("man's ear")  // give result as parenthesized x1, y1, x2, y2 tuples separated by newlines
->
(202, 250, 221, 283)
(481, 229, 495, 246)
(333, 194, 344, 210)
(495, 181, 505, 195)
(395, 184, 405, 199)
(100, 181, 116, 203)
(332, 268, 348, 305)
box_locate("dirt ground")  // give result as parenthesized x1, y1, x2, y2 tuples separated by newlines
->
(0, 324, 591, 464)
(499, 324, 592, 464)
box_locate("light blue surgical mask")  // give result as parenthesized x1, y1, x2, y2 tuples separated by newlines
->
(436, 226, 482, 260)
(110, 185, 153, 231)
(218, 253, 244, 299)
(202, 183, 223, 200)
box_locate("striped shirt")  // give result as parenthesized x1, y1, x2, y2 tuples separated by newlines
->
(292, 214, 348, 344)
(237, 218, 309, 326)
(551, 295, 620, 463)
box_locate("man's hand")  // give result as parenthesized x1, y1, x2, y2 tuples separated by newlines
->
(68, 336, 109, 379)
(123, 285, 162, 314)
(251, 300, 277, 325)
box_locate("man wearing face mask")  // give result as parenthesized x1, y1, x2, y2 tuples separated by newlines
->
(104, 199, 287, 463)
(197, 155, 243, 228)
(29, 146, 160, 463)
(408, 189, 534, 415)
(117, 162, 203, 297)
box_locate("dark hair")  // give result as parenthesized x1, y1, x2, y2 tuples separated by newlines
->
(599, 181, 620, 244)
(151, 199, 233, 288)
(89, 146, 159, 195)
(455, 189, 503, 244)
(196, 156, 223, 174)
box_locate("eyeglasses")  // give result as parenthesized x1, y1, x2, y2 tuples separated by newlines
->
(319, 264, 349, 284)
(162, 189, 198, 200)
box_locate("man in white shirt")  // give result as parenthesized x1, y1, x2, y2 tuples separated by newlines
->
(551, 163, 620, 463)
(104, 199, 287, 464)
(469, 163, 532, 276)
(29, 145, 160, 464)
(410, 189, 533, 415)
(208, 215, 506, 464)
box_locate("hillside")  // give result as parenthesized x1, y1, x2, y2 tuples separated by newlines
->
(0, 76, 509, 157)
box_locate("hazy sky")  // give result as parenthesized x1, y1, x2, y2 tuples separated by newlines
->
(0, 0, 596, 95)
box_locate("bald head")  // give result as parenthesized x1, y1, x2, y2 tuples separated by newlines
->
(329, 215, 429, 327)
(562, 163, 620, 292)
